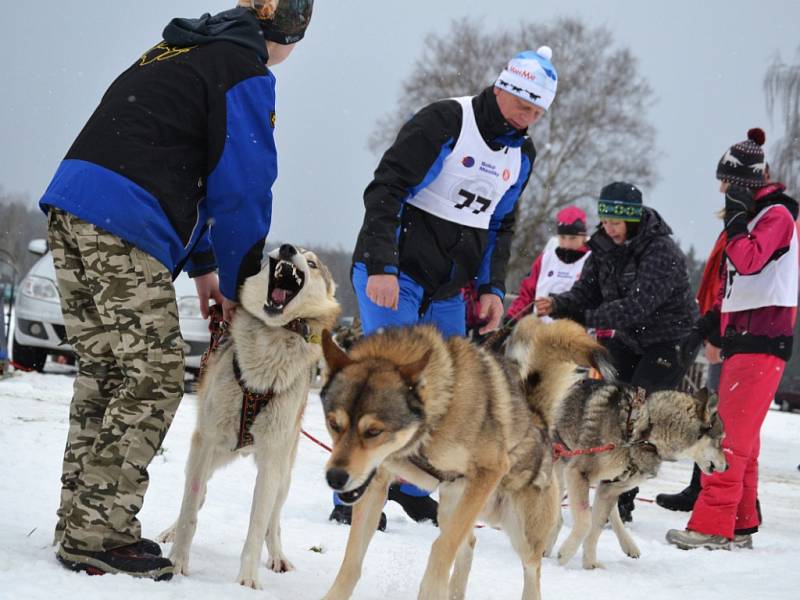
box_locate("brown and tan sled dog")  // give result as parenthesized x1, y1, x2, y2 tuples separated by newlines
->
(318, 315, 613, 600)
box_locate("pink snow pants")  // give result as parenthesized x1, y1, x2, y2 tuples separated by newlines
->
(687, 353, 785, 539)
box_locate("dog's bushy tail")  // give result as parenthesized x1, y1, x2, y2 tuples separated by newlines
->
(506, 316, 615, 428)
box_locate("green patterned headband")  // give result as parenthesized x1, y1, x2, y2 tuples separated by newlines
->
(597, 199, 643, 222)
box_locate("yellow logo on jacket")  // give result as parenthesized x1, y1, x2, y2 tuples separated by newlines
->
(139, 42, 197, 66)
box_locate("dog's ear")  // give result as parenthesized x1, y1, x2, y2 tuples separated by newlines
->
(322, 329, 353, 374)
(705, 390, 720, 418)
(397, 349, 432, 384)
(695, 387, 719, 422)
(590, 347, 617, 382)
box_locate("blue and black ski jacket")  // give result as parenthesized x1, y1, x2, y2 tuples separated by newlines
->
(352, 87, 536, 301)
(40, 7, 277, 301)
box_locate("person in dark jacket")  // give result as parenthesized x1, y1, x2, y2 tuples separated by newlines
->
(39, 1, 313, 580)
(536, 181, 700, 521)
(333, 47, 557, 527)
(667, 130, 798, 550)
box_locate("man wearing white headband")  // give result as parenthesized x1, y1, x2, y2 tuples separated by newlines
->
(336, 47, 558, 527)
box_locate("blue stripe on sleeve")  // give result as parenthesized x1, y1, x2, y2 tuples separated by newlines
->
(206, 73, 277, 299)
(475, 153, 532, 290)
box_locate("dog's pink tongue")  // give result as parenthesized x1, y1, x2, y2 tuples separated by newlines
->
(271, 288, 289, 304)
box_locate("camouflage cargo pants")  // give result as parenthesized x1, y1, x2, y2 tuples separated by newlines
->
(48, 208, 184, 552)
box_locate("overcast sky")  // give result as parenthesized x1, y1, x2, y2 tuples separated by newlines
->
(2, 1, 799, 260)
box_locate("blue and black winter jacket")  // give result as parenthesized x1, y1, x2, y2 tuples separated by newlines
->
(40, 7, 276, 301)
(352, 87, 536, 301)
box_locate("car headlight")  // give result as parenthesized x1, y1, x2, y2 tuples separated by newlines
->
(177, 296, 203, 319)
(21, 276, 60, 303)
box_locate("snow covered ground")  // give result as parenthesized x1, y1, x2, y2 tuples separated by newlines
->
(1, 368, 798, 600)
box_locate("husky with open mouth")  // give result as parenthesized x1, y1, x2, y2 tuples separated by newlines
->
(159, 244, 339, 590)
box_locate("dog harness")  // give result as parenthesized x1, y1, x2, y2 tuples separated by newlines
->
(199, 304, 320, 450)
(552, 386, 654, 460)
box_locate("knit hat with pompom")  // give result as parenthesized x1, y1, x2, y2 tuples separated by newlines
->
(495, 46, 558, 111)
(716, 128, 767, 188)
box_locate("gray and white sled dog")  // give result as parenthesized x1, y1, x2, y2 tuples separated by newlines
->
(551, 378, 727, 569)
(159, 244, 339, 589)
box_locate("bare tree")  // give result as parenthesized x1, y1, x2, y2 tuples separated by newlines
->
(314, 246, 358, 318)
(764, 46, 800, 193)
(369, 17, 658, 287)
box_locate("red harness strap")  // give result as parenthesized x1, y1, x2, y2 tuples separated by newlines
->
(552, 441, 617, 460)
(200, 305, 275, 450)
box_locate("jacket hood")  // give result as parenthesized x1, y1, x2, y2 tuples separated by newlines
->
(163, 7, 267, 63)
(755, 183, 798, 220)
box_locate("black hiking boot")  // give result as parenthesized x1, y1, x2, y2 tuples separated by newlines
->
(56, 542, 174, 581)
(388, 484, 439, 525)
(617, 487, 638, 523)
(131, 538, 162, 557)
(656, 464, 701, 512)
(328, 504, 387, 532)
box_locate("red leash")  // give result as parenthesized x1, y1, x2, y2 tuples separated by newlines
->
(302, 428, 332, 453)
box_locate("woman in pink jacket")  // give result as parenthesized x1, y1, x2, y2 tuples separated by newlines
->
(667, 129, 799, 550)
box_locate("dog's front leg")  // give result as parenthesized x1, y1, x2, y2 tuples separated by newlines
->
(580, 482, 618, 569)
(439, 482, 473, 600)
(557, 465, 591, 566)
(607, 486, 641, 560)
(418, 465, 506, 600)
(264, 446, 295, 573)
(322, 469, 391, 600)
(238, 448, 290, 589)
(168, 430, 217, 576)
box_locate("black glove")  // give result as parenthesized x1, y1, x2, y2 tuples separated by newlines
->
(724, 185, 754, 237)
(679, 328, 704, 368)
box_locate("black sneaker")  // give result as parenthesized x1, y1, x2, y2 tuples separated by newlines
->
(56, 543, 174, 581)
(388, 485, 439, 525)
(328, 504, 387, 532)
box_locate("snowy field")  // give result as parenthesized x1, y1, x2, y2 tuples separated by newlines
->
(1, 368, 798, 600)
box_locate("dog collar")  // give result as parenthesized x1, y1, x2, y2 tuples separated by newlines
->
(283, 318, 321, 344)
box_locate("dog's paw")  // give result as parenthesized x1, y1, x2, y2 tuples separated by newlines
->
(623, 545, 641, 559)
(557, 542, 578, 566)
(157, 526, 176, 544)
(582, 558, 605, 570)
(266, 554, 294, 573)
(169, 553, 190, 576)
(238, 575, 262, 590)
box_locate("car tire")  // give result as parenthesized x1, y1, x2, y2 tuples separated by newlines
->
(780, 398, 791, 412)
(12, 336, 47, 372)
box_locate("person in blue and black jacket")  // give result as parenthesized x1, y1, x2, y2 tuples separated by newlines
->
(330, 47, 556, 529)
(39, 1, 313, 581)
